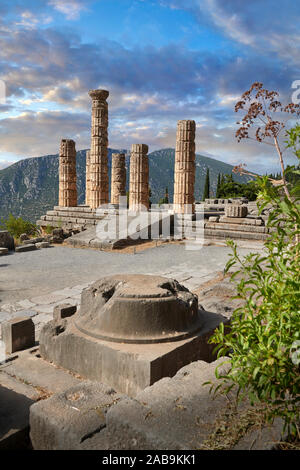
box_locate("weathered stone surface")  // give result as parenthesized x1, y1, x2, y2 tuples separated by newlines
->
(88, 89, 109, 208)
(39, 282, 226, 397)
(59, 139, 77, 207)
(225, 204, 248, 218)
(129, 144, 149, 211)
(0, 230, 14, 251)
(19, 233, 29, 242)
(2, 317, 35, 354)
(105, 357, 283, 450)
(0, 247, 8, 255)
(85, 150, 91, 206)
(35, 242, 50, 249)
(208, 216, 219, 222)
(206, 222, 268, 234)
(204, 228, 268, 241)
(0, 384, 34, 450)
(22, 237, 44, 245)
(15, 244, 37, 253)
(111, 153, 126, 205)
(173, 120, 196, 214)
(30, 381, 124, 450)
(53, 303, 77, 322)
(75, 275, 200, 344)
(219, 216, 263, 226)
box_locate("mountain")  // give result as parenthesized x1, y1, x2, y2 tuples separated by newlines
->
(0, 148, 252, 223)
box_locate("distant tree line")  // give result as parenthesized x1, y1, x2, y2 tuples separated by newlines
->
(202, 168, 259, 201)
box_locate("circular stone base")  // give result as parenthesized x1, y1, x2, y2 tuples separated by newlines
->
(74, 274, 202, 344)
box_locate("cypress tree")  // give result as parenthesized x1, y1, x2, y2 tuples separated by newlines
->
(216, 173, 221, 198)
(164, 187, 169, 204)
(203, 168, 210, 200)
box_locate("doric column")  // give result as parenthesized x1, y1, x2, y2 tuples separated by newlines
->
(129, 144, 149, 211)
(59, 139, 77, 207)
(88, 89, 109, 209)
(111, 153, 126, 205)
(85, 150, 91, 206)
(173, 120, 196, 214)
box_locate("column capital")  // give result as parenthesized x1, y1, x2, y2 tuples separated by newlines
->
(88, 89, 109, 101)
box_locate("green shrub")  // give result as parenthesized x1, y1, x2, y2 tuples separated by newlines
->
(0, 214, 38, 239)
(43, 224, 54, 235)
(209, 179, 300, 433)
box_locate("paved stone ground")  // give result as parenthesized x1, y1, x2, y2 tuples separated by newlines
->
(0, 241, 264, 338)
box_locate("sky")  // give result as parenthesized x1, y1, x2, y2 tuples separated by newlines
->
(0, 0, 299, 174)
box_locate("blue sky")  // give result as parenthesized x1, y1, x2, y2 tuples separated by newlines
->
(0, 0, 299, 173)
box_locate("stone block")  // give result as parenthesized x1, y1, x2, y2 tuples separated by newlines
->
(105, 358, 230, 450)
(219, 216, 263, 226)
(19, 233, 29, 242)
(29, 381, 124, 450)
(15, 244, 37, 253)
(2, 317, 35, 354)
(225, 205, 248, 218)
(0, 247, 8, 255)
(208, 216, 219, 222)
(35, 242, 50, 249)
(39, 308, 226, 397)
(0, 384, 34, 450)
(105, 358, 283, 450)
(0, 231, 14, 251)
(53, 303, 77, 322)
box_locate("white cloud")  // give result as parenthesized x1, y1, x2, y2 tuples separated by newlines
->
(48, 0, 89, 20)
(0, 160, 14, 170)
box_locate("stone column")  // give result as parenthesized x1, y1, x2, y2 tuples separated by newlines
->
(85, 150, 91, 206)
(111, 153, 126, 205)
(59, 139, 77, 207)
(173, 120, 196, 214)
(88, 89, 109, 209)
(129, 144, 149, 211)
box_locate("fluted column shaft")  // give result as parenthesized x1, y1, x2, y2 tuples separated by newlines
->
(173, 120, 196, 214)
(59, 139, 77, 207)
(88, 89, 109, 208)
(85, 150, 91, 206)
(129, 144, 149, 211)
(111, 153, 126, 205)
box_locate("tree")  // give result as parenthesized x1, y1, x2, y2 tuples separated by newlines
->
(164, 187, 169, 204)
(216, 173, 221, 198)
(217, 175, 259, 200)
(203, 168, 210, 200)
(208, 84, 300, 436)
(0, 214, 38, 239)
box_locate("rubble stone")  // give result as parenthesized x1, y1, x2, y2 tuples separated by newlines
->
(225, 204, 248, 218)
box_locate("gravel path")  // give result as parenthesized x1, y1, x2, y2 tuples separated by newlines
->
(0, 242, 257, 306)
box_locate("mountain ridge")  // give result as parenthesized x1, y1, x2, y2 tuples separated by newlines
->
(0, 148, 252, 222)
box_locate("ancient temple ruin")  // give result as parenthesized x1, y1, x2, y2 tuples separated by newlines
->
(88, 89, 109, 209)
(173, 120, 196, 214)
(129, 144, 149, 211)
(38, 88, 267, 245)
(58, 139, 77, 208)
(111, 152, 126, 206)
